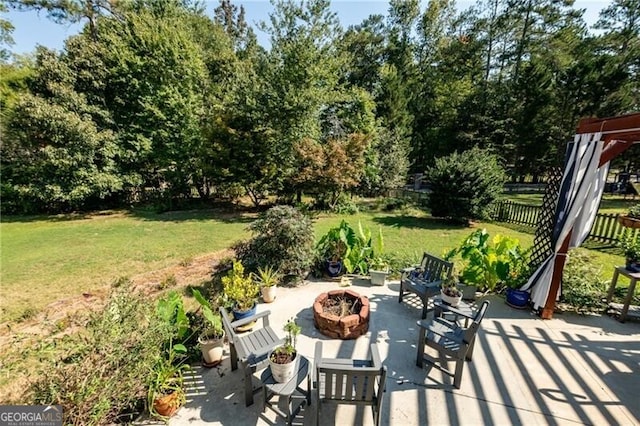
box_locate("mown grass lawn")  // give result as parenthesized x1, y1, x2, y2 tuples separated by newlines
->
(1, 206, 626, 323)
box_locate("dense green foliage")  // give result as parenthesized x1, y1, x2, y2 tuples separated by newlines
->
(561, 250, 608, 313)
(235, 205, 315, 279)
(31, 285, 168, 425)
(426, 147, 506, 222)
(445, 228, 530, 291)
(2, 0, 637, 213)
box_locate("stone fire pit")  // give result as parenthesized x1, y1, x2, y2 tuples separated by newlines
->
(313, 289, 370, 339)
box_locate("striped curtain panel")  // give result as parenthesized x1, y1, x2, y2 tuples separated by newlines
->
(522, 132, 608, 310)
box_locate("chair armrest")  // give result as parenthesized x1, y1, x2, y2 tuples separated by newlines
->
(417, 318, 463, 341)
(439, 304, 475, 320)
(230, 309, 272, 328)
(370, 343, 382, 368)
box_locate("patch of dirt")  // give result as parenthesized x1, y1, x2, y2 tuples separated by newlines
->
(321, 294, 362, 317)
(0, 249, 233, 345)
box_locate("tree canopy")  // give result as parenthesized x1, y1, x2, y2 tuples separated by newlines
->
(2, 0, 637, 213)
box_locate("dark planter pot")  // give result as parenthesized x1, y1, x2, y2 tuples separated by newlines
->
(232, 303, 257, 321)
(626, 258, 640, 273)
(506, 288, 530, 309)
(326, 259, 343, 277)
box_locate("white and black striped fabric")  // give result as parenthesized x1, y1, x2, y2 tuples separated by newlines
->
(521, 132, 607, 310)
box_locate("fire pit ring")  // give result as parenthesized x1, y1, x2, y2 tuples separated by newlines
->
(313, 289, 370, 339)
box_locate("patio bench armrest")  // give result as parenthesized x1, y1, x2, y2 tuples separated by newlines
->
(230, 310, 272, 328)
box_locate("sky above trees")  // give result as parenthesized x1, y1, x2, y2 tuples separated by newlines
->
(4, 0, 613, 56)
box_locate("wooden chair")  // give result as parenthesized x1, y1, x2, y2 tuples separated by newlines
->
(399, 252, 454, 319)
(314, 341, 387, 426)
(416, 300, 490, 389)
(220, 306, 284, 406)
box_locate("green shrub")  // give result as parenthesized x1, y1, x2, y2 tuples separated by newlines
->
(445, 229, 530, 292)
(561, 250, 608, 313)
(30, 284, 166, 425)
(235, 205, 315, 280)
(426, 147, 506, 223)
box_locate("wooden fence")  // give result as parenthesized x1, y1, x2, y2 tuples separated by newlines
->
(490, 201, 638, 244)
(388, 190, 638, 244)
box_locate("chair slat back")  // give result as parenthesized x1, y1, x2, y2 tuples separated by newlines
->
(419, 252, 453, 282)
(315, 342, 386, 404)
(318, 368, 380, 402)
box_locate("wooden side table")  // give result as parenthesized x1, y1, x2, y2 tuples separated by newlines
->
(261, 355, 311, 425)
(606, 266, 640, 322)
(433, 296, 475, 327)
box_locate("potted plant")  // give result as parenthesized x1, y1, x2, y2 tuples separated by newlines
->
(316, 222, 349, 277)
(192, 289, 225, 367)
(619, 229, 640, 272)
(253, 266, 281, 303)
(499, 250, 531, 309)
(618, 203, 640, 229)
(149, 354, 187, 418)
(151, 291, 190, 418)
(440, 277, 463, 306)
(268, 318, 301, 383)
(369, 257, 389, 286)
(368, 228, 388, 286)
(222, 260, 260, 321)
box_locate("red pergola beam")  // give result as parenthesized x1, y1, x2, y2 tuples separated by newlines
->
(577, 112, 640, 136)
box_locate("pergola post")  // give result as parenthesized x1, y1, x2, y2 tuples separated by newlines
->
(540, 113, 640, 319)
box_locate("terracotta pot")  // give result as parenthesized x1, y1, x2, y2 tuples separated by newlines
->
(618, 215, 640, 229)
(153, 391, 181, 417)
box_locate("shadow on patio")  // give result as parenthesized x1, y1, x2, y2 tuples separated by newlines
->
(169, 283, 639, 426)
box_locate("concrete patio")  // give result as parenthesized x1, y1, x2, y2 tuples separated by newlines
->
(170, 279, 640, 425)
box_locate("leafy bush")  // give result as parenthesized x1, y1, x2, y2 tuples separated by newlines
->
(627, 203, 640, 219)
(561, 250, 607, 313)
(445, 229, 530, 291)
(235, 206, 315, 279)
(30, 284, 166, 425)
(222, 260, 259, 311)
(619, 228, 640, 261)
(315, 220, 370, 274)
(426, 147, 506, 223)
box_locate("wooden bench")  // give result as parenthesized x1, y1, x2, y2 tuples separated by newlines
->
(399, 252, 453, 319)
(220, 306, 284, 406)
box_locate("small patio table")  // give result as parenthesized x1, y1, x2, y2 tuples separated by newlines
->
(606, 266, 640, 322)
(433, 296, 475, 326)
(261, 355, 311, 426)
